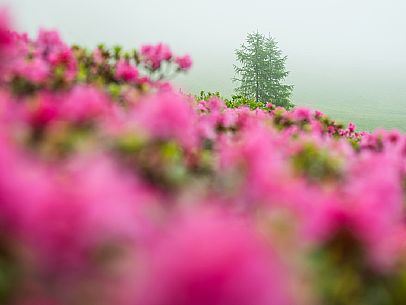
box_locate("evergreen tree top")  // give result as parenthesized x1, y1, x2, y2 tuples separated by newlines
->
(233, 32, 294, 109)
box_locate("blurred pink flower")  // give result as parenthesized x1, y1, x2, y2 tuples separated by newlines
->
(139, 210, 291, 305)
(175, 54, 192, 71)
(20, 155, 151, 270)
(0, 9, 12, 51)
(92, 48, 104, 64)
(292, 107, 311, 121)
(27, 94, 60, 128)
(132, 90, 198, 148)
(60, 86, 111, 123)
(14, 57, 50, 83)
(305, 152, 405, 270)
(36, 29, 64, 50)
(115, 59, 139, 82)
(348, 122, 356, 133)
(141, 43, 172, 70)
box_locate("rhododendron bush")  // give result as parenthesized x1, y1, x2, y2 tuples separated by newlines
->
(2, 11, 406, 305)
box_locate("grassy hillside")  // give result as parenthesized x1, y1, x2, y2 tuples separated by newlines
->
(302, 102, 406, 132)
(178, 68, 406, 132)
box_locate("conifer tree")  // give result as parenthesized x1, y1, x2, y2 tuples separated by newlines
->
(233, 32, 294, 108)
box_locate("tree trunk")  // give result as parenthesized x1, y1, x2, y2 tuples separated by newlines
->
(255, 78, 259, 103)
(254, 35, 259, 103)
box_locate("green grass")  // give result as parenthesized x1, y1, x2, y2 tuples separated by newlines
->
(302, 103, 406, 132)
(176, 65, 406, 133)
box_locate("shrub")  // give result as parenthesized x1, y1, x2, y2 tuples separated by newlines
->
(1, 11, 406, 305)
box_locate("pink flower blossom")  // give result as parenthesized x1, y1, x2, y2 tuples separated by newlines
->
(314, 110, 324, 118)
(14, 57, 50, 83)
(131, 90, 198, 148)
(92, 48, 104, 64)
(48, 46, 77, 80)
(139, 210, 291, 305)
(0, 10, 12, 51)
(36, 29, 64, 50)
(141, 43, 172, 70)
(115, 59, 139, 82)
(60, 86, 111, 123)
(21, 155, 151, 270)
(305, 153, 405, 270)
(175, 54, 192, 71)
(348, 122, 356, 133)
(26, 93, 61, 127)
(292, 107, 312, 121)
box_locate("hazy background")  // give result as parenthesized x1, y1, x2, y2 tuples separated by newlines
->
(2, 0, 406, 131)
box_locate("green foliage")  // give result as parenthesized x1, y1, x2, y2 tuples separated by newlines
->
(195, 91, 273, 111)
(115, 137, 188, 191)
(195, 90, 224, 101)
(233, 32, 294, 108)
(225, 95, 269, 110)
(291, 142, 343, 184)
(0, 240, 19, 304)
(311, 231, 406, 305)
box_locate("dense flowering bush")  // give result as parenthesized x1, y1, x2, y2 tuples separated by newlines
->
(2, 10, 406, 305)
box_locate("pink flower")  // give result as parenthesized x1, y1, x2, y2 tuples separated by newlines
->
(36, 29, 63, 50)
(0, 9, 15, 75)
(131, 90, 198, 148)
(175, 54, 192, 71)
(137, 76, 153, 86)
(218, 125, 292, 207)
(60, 86, 111, 123)
(14, 57, 50, 83)
(310, 120, 323, 134)
(206, 96, 225, 112)
(115, 59, 139, 82)
(387, 129, 401, 144)
(292, 107, 311, 121)
(139, 210, 291, 305)
(26, 93, 61, 127)
(305, 153, 405, 270)
(141, 43, 172, 70)
(21, 155, 151, 270)
(0, 137, 55, 234)
(348, 122, 356, 133)
(314, 110, 324, 119)
(220, 108, 238, 128)
(48, 46, 77, 80)
(0, 10, 12, 51)
(155, 80, 173, 92)
(327, 125, 336, 135)
(92, 48, 104, 64)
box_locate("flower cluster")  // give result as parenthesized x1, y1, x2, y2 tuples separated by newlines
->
(1, 11, 406, 305)
(2, 24, 192, 97)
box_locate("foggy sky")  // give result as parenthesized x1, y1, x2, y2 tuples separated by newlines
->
(2, 0, 406, 130)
